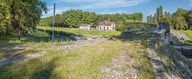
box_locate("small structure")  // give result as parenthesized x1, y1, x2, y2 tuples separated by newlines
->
(96, 20, 116, 30)
(79, 24, 91, 30)
(154, 22, 170, 39)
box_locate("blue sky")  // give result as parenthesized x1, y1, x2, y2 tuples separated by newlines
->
(42, 0, 192, 20)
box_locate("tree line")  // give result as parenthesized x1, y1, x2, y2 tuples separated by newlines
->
(147, 6, 192, 30)
(39, 9, 143, 30)
(0, 0, 47, 36)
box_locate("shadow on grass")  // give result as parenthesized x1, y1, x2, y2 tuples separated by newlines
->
(0, 28, 86, 79)
(0, 57, 58, 79)
(0, 29, 86, 43)
(31, 58, 57, 79)
(113, 23, 157, 41)
(111, 24, 154, 46)
(184, 40, 192, 46)
(0, 39, 27, 68)
(26, 29, 85, 42)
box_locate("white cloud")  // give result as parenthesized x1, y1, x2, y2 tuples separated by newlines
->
(58, 0, 149, 9)
(80, 0, 137, 9)
(98, 9, 128, 14)
(61, 0, 149, 10)
(54, 0, 149, 9)
(57, 0, 98, 3)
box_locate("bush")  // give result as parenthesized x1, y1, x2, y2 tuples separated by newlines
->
(116, 22, 147, 31)
(0, 26, 7, 35)
(116, 22, 125, 31)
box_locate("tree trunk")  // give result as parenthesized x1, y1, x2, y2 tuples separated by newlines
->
(18, 30, 21, 40)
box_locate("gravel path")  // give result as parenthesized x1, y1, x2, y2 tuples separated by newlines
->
(101, 51, 138, 79)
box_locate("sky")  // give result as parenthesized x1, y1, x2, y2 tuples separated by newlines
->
(42, 0, 192, 21)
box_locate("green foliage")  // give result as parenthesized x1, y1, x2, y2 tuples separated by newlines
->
(63, 10, 96, 28)
(172, 8, 188, 30)
(156, 5, 163, 23)
(147, 6, 191, 30)
(180, 30, 192, 39)
(40, 10, 143, 29)
(116, 22, 125, 31)
(0, 0, 47, 36)
(115, 22, 148, 31)
(185, 10, 192, 29)
(139, 71, 156, 79)
(0, 0, 10, 35)
(0, 26, 7, 35)
(147, 14, 157, 24)
(172, 16, 188, 30)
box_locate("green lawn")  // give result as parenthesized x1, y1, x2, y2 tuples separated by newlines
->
(0, 26, 155, 79)
(179, 30, 192, 45)
(37, 26, 121, 37)
(180, 30, 192, 39)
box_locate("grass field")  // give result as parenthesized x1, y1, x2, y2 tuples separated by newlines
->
(0, 26, 155, 79)
(180, 30, 192, 39)
(179, 30, 192, 45)
(37, 26, 121, 37)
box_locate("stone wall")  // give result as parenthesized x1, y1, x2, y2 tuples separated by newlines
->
(149, 38, 192, 79)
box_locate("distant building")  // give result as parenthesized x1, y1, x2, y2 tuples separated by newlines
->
(79, 24, 91, 30)
(96, 20, 116, 30)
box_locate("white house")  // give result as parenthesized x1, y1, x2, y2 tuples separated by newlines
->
(96, 20, 116, 30)
(79, 24, 91, 30)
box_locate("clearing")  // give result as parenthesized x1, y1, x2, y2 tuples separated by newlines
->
(0, 25, 155, 79)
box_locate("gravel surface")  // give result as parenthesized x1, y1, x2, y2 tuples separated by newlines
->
(101, 52, 138, 79)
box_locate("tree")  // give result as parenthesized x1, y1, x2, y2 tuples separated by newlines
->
(0, 0, 47, 36)
(0, 0, 11, 35)
(152, 13, 158, 24)
(172, 8, 188, 30)
(156, 5, 163, 23)
(185, 10, 192, 29)
(10, 0, 47, 35)
(147, 15, 153, 24)
(147, 6, 191, 30)
(132, 13, 143, 21)
(62, 10, 96, 28)
(40, 9, 144, 31)
(163, 11, 172, 26)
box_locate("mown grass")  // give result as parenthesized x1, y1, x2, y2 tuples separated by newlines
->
(179, 30, 192, 45)
(180, 30, 192, 39)
(37, 26, 121, 37)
